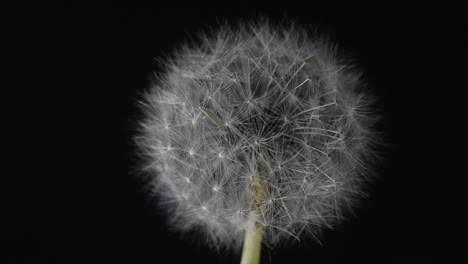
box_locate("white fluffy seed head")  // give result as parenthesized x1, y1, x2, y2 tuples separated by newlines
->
(136, 20, 380, 250)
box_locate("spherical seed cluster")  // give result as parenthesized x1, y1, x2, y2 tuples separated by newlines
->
(136, 22, 378, 249)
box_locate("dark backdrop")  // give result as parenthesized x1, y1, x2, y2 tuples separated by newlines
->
(5, 3, 465, 264)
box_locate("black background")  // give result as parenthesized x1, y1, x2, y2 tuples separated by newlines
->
(5, 3, 465, 263)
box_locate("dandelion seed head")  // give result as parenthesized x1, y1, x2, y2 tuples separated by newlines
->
(136, 19, 380, 250)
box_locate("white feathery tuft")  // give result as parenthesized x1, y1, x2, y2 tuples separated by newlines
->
(136, 20, 379, 250)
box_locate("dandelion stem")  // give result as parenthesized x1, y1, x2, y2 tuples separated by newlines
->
(241, 211, 263, 264)
(241, 177, 268, 264)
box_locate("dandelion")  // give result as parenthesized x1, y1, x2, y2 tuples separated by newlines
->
(136, 19, 379, 264)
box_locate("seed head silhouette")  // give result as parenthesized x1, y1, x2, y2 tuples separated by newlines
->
(136, 20, 379, 262)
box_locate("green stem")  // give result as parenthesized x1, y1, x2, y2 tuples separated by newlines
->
(241, 177, 268, 264)
(241, 211, 263, 264)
